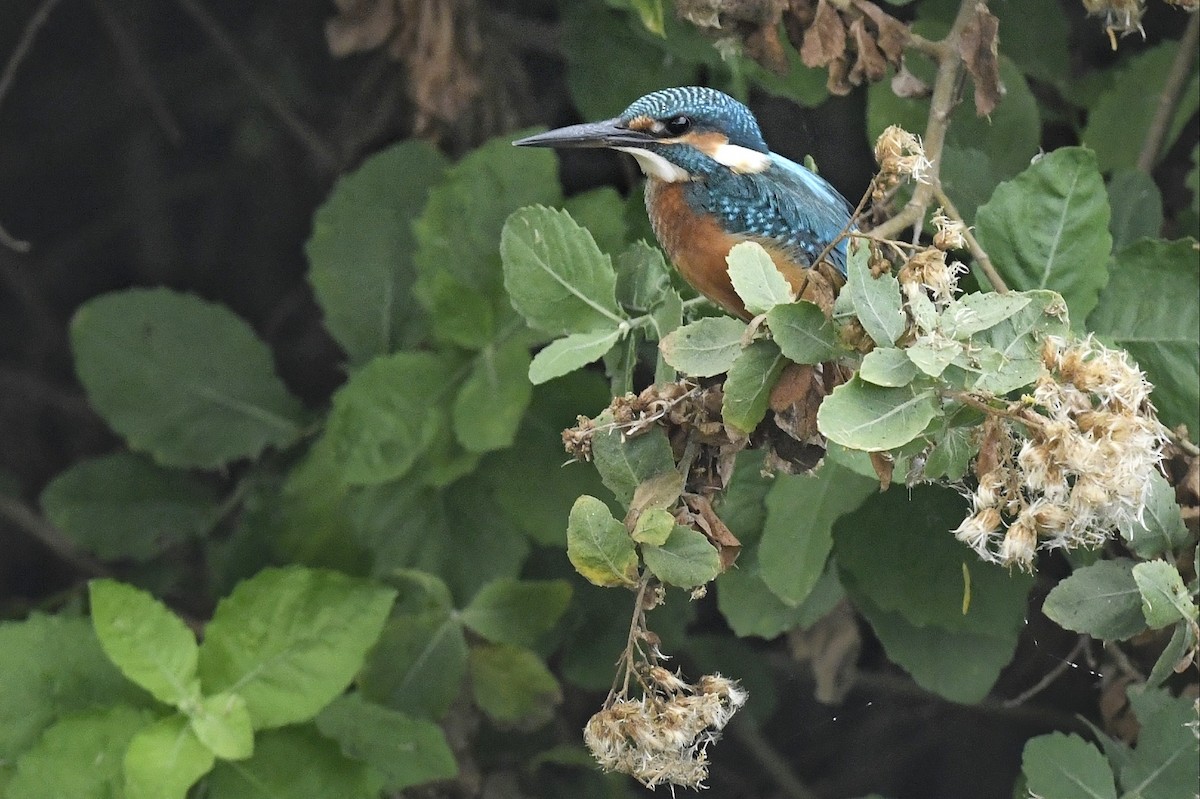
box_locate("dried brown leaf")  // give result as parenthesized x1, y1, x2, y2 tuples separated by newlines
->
(325, 0, 397, 57)
(852, 0, 909, 65)
(869, 451, 894, 490)
(800, 0, 847, 68)
(683, 494, 742, 570)
(958, 4, 1004, 117)
(848, 17, 888, 86)
(787, 599, 861, 703)
(891, 59, 931, 98)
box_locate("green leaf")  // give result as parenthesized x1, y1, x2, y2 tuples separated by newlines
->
(452, 337, 534, 453)
(858, 347, 919, 387)
(758, 463, 876, 606)
(1132, 561, 1197, 630)
(1088, 238, 1200, 435)
(938, 292, 1032, 339)
(501, 205, 625, 335)
(723, 340, 787, 434)
(632, 507, 676, 545)
(565, 186, 628, 255)
(324, 351, 452, 485)
(198, 566, 397, 729)
(306, 140, 447, 363)
(315, 694, 457, 792)
(590, 412, 677, 506)
(0, 614, 147, 763)
(818, 376, 940, 451)
(468, 644, 561, 727)
(1119, 686, 1200, 799)
(767, 301, 839, 364)
(1122, 470, 1191, 558)
(615, 241, 673, 312)
(40, 452, 218, 561)
(528, 329, 621, 385)
(718, 563, 844, 639)
(615, 0, 665, 36)
(460, 579, 572, 647)
(727, 241, 793, 315)
(1107, 169, 1163, 250)
(1084, 42, 1200, 174)
(844, 241, 905, 346)
(659, 316, 747, 377)
(70, 289, 303, 468)
(993, 0, 1068, 86)
(974, 289, 1070, 394)
(208, 726, 382, 799)
(1147, 621, 1198, 688)
(921, 425, 977, 482)
(1021, 732, 1118, 799)
(975, 147, 1111, 325)
(642, 526, 721, 589)
(189, 692, 253, 760)
(6, 706, 151, 799)
(125, 714, 215, 799)
(1042, 559, 1147, 640)
(905, 335, 962, 377)
(89, 579, 199, 707)
(566, 496, 639, 588)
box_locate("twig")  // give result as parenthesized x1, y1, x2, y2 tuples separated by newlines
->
(0, 0, 62, 112)
(1136, 11, 1200, 174)
(933, 184, 1008, 293)
(171, 0, 338, 173)
(0, 220, 30, 253)
(1002, 636, 1090, 707)
(89, 0, 183, 144)
(0, 495, 109, 577)
(869, 0, 986, 242)
(727, 716, 820, 799)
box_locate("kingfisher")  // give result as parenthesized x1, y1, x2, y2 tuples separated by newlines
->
(514, 86, 854, 319)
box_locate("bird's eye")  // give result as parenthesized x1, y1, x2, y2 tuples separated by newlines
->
(663, 115, 692, 136)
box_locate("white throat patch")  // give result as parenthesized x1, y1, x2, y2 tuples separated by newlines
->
(615, 147, 691, 182)
(710, 143, 771, 174)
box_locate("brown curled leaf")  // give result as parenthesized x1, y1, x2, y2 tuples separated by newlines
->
(852, 0, 910, 66)
(683, 494, 741, 570)
(800, 0, 847, 68)
(891, 59, 931, 98)
(325, 0, 397, 57)
(958, 4, 1004, 117)
(869, 451, 894, 491)
(848, 16, 888, 85)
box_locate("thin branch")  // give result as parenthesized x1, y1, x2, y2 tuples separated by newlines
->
(933, 184, 1008, 293)
(869, 0, 985, 242)
(0, 220, 30, 253)
(0, 0, 62, 112)
(1002, 636, 1090, 707)
(727, 716, 820, 799)
(0, 495, 109, 577)
(1136, 10, 1200, 174)
(171, 0, 338, 173)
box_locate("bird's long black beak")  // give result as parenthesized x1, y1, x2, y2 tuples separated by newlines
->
(513, 119, 653, 149)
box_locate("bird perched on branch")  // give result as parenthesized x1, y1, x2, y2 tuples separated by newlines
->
(514, 86, 854, 319)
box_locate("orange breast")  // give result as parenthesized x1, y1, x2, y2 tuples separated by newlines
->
(644, 180, 837, 320)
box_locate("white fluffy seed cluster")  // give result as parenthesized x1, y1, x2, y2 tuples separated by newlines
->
(898, 247, 965, 309)
(874, 125, 933, 187)
(583, 671, 748, 790)
(955, 335, 1166, 570)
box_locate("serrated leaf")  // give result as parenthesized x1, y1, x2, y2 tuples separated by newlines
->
(628, 470, 685, 520)
(324, 351, 451, 485)
(1120, 686, 1200, 799)
(88, 579, 199, 707)
(1042, 559, 1146, 640)
(567, 495, 639, 587)
(1122, 470, 1191, 558)
(642, 526, 721, 589)
(528, 328, 620, 385)
(1021, 732, 1117, 799)
(189, 692, 253, 760)
(938, 292, 1031, 339)
(468, 644, 561, 727)
(125, 714, 215, 799)
(70, 289, 303, 468)
(723, 340, 787, 434)
(208, 726, 382, 799)
(6, 706, 151, 799)
(40, 452, 218, 562)
(922, 426, 976, 481)
(817, 376, 940, 451)
(615, 240, 672, 312)
(590, 412, 676, 506)
(501, 206, 625, 335)
(727, 241, 793, 315)
(905, 335, 962, 377)
(315, 694, 457, 792)
(659, 316, 747, 377)
(975, 148, 1111, 324)
(766, 301, 839, 364)
(1132, 560, 1197, 630)
(844, 241, 905, 346)
(461, 579, 572, 647)
(632, 508, 676, 545)
(974, 289, 1070, 394)
(858, 347, 919, 387)
(198, 566, 397, 729)
(1088, 238, 1199, 435)
(358, 604, 468, 721)
(307, 140, 447, 363)
(758, 463, 875, 606)
(452, 337, 534, 453)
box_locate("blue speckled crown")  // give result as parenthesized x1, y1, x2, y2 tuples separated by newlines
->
(620, 87, 768, 154)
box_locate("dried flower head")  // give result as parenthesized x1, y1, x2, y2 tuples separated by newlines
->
(1081, 0, 1146, 44)
(898, 247, 964, 306)
(874, 125, 933, 187)
(931, 209, 968, 251)
(957, 335, 1166, 570)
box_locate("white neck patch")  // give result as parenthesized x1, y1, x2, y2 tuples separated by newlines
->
(710, 143, 771, 174)
(615, 147, 691, 182)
